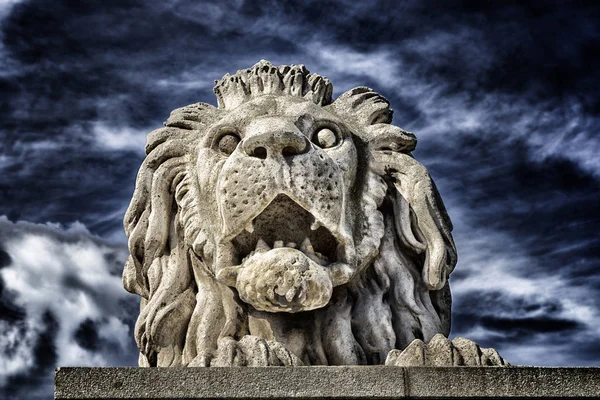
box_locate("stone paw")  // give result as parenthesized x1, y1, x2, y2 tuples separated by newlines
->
(207, 336, 304, 367)
(385, 334, 509, 367)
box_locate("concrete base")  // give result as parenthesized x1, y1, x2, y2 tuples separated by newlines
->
(55, 366, 600, 399)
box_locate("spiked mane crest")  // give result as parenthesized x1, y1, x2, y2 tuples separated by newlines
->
(213, 60, 333, 109)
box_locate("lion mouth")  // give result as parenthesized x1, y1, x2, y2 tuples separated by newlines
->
(231, 194, 339, 265)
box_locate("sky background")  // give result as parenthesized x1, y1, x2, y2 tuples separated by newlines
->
(0, 0, 599, 398)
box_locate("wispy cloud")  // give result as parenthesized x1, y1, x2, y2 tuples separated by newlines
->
(447, 202, 600, 366)
(308, 39, 600, 179)
(0, 0, 23, 77)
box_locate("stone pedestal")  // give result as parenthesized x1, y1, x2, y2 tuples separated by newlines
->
(55, 366, 600, 399)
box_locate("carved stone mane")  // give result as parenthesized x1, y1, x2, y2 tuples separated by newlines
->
(123, 60, 507, 367)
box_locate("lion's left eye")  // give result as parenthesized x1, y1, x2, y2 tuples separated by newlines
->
(313, 128, 338, 149)
(217, 133, 241, 155)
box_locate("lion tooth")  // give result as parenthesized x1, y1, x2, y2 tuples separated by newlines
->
(300, 237, 314, 254)
(192, 232, 207, 254)
(255, 238, 270, 252)
(286, 242, 297, 249)
(313, 252, 329, 262)
(274, 240, 284, 248)
(285, 288, 296, 302)
(310, 220, 322, 231)
(244, 221, 255, 234)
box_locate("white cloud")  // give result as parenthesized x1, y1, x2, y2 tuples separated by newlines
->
(0, 320, 38, 386)
(98, 316, 131, 351)
(91, 122, 148, 152)
(0, 217, 137, 385)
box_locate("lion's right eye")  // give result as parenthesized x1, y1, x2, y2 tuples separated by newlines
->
(312, 128, 338, 149)
(217, 133, 241, 155)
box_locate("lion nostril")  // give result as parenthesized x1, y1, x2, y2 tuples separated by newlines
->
(252, 147, 267, 159)
(282, 146, 299, 157)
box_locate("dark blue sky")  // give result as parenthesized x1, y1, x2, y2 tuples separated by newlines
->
(1, 1, 599, 398)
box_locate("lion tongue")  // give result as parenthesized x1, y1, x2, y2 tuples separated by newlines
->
(235, 248, 333, 312)
(217, 237, 328, 286)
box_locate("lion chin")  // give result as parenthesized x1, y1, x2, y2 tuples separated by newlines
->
(123, 60, 508, 368)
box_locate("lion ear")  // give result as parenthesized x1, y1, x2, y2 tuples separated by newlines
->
(164, 102, 219, 131)
(326, 87, 393, 127)
(372, 150, 457, 290)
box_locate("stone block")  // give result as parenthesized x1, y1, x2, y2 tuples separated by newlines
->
(55, 366, 600, 399)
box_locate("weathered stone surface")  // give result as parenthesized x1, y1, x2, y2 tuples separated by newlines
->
(121, 60, 504, 368)
(406, 367, 600, 398)
(55, 367, 600, 399)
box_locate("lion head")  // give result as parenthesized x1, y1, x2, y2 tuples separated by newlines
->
(123, 60, 457, 367)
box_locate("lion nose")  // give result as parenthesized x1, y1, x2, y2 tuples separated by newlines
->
(243, 131, 309, 159)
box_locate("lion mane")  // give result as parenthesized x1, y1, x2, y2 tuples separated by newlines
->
(123, 61, 457, 367)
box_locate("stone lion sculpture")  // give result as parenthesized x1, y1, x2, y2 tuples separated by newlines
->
(123, 60, 507, 367)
